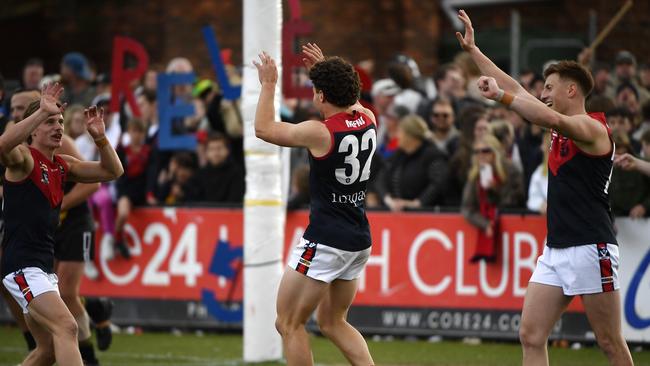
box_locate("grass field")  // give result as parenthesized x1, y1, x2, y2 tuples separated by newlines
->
(0, 326, 649, 365)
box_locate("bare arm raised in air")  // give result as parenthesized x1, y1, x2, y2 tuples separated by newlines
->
(456, 10, 535, 102)
(60, 106, 124, 183)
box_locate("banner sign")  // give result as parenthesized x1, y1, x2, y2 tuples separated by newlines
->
(2, 208, 647, 341)
(72, 208, 595, 339)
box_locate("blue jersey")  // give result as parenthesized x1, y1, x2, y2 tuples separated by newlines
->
(303, 111, 376, 252)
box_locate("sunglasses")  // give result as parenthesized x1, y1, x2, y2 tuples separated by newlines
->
(473, 147, 493, 154)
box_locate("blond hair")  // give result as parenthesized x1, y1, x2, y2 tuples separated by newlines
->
(399, 114, 432, 140)
(63, 104, 85, 136)
(468, 134, 507, 183)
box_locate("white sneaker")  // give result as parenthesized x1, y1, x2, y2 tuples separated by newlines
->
(84, 261, 100, 280)
(100, 234, 115, 261)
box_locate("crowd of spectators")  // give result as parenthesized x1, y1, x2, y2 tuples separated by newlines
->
(1, 47, 649, 260)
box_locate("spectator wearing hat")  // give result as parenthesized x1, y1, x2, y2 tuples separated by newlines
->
(371, 78, 399, 146)
(193, 79, 244, 165)
(607, 50, 650, 104)
(610, 130, 650, 219)
(377, 115, 448, 211)
(60, 52, 96, 106)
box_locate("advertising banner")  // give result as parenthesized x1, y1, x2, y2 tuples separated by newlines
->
(5, 208, 647, 341)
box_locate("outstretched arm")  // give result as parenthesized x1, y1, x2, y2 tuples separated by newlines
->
(62, 106, 123, 182)
(477, 76, 609, 150)
(456, 10, 533, 101)
(252, 51, 329, 153)
(615, 153, 650, 176)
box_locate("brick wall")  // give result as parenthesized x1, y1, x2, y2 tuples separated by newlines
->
(0, 0, 647, 83)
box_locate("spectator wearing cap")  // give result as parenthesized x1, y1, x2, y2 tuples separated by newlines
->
(607, 50, 650, 104)
(377, 115, 448, 211)
(60, 52, 96, 106)
(193, 79, 243, 165)
(371, 78, 399, 147)
(610, 130, 650, 219)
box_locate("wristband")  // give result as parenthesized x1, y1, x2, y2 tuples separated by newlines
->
(94, 136, 109, 148)
(498, 90, 514, 106)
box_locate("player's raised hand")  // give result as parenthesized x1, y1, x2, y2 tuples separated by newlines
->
(40, 82, 65, 116)
(614, 153, 638, 171)
(477, 76, 501, 100)
(253, 51, 278, 85)
(84, 106, 106, 139)
(455, 9, 476, 52)
(302, 43, 325, 70)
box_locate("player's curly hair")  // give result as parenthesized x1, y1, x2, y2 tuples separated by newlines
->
(309, 56, 360, 108)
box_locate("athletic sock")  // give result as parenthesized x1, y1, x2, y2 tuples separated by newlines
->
(79, 340, 99, 364)
(23, 331, 36, 351)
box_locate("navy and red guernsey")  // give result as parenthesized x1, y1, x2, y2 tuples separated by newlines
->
(303, 111, 376, 252)
(1, 147, 68, 277)
(546, 112, 617, 248)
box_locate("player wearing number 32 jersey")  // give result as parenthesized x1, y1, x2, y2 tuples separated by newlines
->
(254, 44, 376, 365)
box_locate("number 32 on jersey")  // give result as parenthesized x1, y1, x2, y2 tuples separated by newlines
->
(335, 129, 376, 185)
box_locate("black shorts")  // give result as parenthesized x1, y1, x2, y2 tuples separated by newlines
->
(54, 215, 95, 262)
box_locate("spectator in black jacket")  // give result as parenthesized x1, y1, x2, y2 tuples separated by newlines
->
(188, 133, 244, 204)
(378, 114, 448, 211)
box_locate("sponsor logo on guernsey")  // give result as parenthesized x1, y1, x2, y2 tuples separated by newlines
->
(345, 116, 366, 128)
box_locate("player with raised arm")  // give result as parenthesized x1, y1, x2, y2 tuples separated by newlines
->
(0, 83, 123, 366)
(457, 9, 633, 366)
(253, 44, 376, 366)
